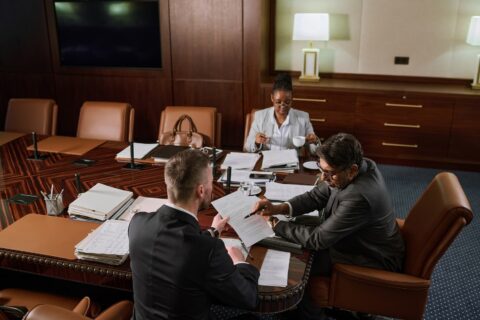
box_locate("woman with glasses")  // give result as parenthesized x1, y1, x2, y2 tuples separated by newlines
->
(243, 73, 320, 152)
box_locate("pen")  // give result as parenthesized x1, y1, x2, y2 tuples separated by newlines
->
(50, 184, 54, 200)
(244, 206, 265, 219)
(240, 241, 254, 260)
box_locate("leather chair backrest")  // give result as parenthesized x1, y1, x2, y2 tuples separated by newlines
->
(243, 108, 259, 149)
(5, 98, 58, 135)
(76, 101, 134, 142)
(402, 172, 473, 279)
(158, 106, 221, 147)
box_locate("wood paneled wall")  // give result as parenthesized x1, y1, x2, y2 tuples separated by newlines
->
(0, 0, 271, 148)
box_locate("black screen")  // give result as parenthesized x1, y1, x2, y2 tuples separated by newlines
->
(54, 1, 161, 68)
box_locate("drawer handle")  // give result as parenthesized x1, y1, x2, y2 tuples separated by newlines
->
(385, 103, 423, 108)
(293, 98, 327, 103)
(311, 118, 326, 123)
(382, 142, 418, 148)
(384, 122, 421, 129)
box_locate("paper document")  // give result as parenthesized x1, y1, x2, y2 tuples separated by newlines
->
(264, 182, 314, 202)
(115, 143, 158, 159)
(261, 149, 298, 169)
(211, 190, 274, 247)
(218, 170, 275, 186)
(258, 249, 290, 287)
(220, 152, 260, 170)
(221, 237, 250, 258)
(117, 196, 168, 221)
(75, 220, 129, 265)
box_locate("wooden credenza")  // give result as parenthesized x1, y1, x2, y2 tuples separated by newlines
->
(261, 78, 480, 170)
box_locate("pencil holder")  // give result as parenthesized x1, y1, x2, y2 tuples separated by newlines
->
(45, 194, 65, 216)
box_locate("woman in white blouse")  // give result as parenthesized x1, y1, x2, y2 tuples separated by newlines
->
(244, 74, 320, 153)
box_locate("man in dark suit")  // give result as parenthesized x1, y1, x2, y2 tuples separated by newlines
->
(253, 133, 404, 319)
(129, 149, 259, 320)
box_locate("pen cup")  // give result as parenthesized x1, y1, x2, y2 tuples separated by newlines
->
(45, 194, 65, 216)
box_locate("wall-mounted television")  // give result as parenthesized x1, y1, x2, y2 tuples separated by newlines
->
(53, 0, 161, 68)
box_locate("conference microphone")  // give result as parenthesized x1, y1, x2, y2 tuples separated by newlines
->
(75, 173, 84, 194)
(226, 166, 232, 194)
(212, 147, 216, 177)
(27, 131, 47, 161)
(124, 141, 145, 170)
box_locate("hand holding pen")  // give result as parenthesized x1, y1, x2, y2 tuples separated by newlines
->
(244, 199, 273, 219)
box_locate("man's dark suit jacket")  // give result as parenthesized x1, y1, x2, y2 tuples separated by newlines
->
(274, 158, 405, 272)
(129, 205, 260, 320)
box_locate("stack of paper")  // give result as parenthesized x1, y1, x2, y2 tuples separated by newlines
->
(75, 220, 129, 265)
(218, 170, 275, 186)
(264, 181, 314, 201)
(115, 143, 158, 160)
(258, 249, 290, 287)
(68, 183, 134, 221)
(261, 150, 299, 172)
(220, 152, 260, 170)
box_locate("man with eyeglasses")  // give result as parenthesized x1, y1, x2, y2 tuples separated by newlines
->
(252, 133, 404, 319)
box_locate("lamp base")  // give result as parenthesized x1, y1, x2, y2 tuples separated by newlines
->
(299, 75, 320, 82)
(471, 83, 480, 90)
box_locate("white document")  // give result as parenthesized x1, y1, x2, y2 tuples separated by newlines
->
(261, 149, 298, 169)
(264, 182, 314, 202)
(211, 190, 274, 247)
(117, 196, 168, 221)
(258, 249, 290, 287)
(75, 220, 129, 265)
(220, 152, 260, 170)
(221, 237, 250, 258)
(115, 143, 158, 159)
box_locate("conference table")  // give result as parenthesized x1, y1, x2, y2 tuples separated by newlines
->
(0, 133, 314, 313)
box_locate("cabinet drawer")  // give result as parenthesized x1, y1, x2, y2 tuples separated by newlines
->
(356, 132, 449, 158)
(293, 92, 356, 113)
(356, 97, 453, 135)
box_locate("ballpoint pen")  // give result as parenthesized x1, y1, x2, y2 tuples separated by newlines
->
(240, 241, 254, 260)
(244, 206, 265, 219)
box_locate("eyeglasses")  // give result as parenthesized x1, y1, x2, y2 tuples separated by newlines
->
(273, 100, 292, 107)
(316, 162, 342, 179)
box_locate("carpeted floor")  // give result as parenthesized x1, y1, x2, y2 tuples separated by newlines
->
(377, 164, 480, 320)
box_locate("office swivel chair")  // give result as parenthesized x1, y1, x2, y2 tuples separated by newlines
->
(76, 101, 134, 142)
(243, 108, 259, 151)
(158, 106, 222, 147)
(307, 172, 473, 320)
(4, 99, 58, 135)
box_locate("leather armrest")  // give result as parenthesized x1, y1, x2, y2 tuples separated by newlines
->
(0, 305, 27, 320)
(333, 263, 430, 290)
(24, 305, 88, 320)
(96, 301, 133, 320)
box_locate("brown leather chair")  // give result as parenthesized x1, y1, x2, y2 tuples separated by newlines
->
(76, 101, 134, 142)
(158, 106, 221, 147)
(306, 172, 473, 320)
(23, 300, 132, 320)
(0, 289, 95, 319)
(4, 99, 58, 135)
(243, 108, 259, 151)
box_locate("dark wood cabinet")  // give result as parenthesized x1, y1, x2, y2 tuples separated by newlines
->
(449, 102, 480, 163)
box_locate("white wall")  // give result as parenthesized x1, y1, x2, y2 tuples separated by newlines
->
(275, 0, 480, 79)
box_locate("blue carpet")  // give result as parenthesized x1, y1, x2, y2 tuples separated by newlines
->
(378, 164, 480, 320)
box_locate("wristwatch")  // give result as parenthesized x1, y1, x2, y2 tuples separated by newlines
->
(207, 227, 219, 238)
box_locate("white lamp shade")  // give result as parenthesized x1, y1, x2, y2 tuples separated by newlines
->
(292, 13, 329, 41)
(467, 16, 480, 46)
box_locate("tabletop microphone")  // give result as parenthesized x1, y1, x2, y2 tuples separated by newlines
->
(124, 141, 145, 170)
(75, 173, 84, 194)
(28, 131, 47, 161)
(226, 166, 232, 194)
(212, 147, 216, 177)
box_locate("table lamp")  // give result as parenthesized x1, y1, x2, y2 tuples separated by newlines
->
(292, 13, 329, 81)
(466, 16, 480, 89)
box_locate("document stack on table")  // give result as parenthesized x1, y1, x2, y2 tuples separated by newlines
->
(218, 170, 275, 186)
(261, 149, 299, 173)
(115, 142, 159, 160)
(220, 152, 260, 170)
(68, 183, 133, 221)
(75, 219, 129, 265)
